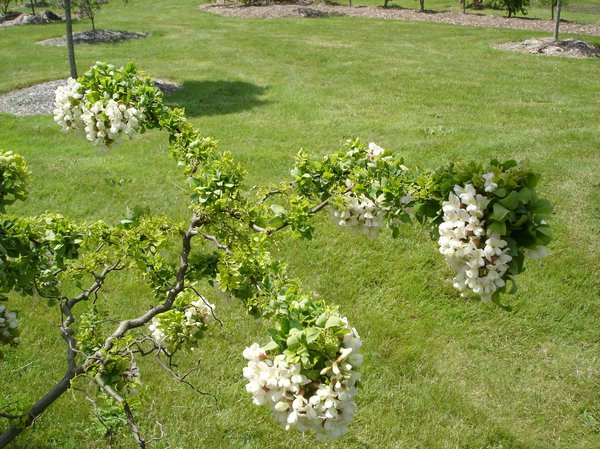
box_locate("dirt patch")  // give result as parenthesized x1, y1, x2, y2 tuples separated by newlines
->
(494, 38, 600, 58)
(39, 29, 148, 46)
(199, 2, 600, 36)
(0, 79, 181, 116)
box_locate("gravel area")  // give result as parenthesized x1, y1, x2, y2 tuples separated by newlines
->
(200, 2, 600, 36)
(39, 29, 148, 46)
(0, 79, 181, 116)
(0, 79, 66, 116)
(0, 11, 62, 27)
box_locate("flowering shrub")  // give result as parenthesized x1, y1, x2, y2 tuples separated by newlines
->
(243, 326, 362, 440)
(0, 61, 553, 447)
(54, 62, 163, 147)
(431, 159, 553, 304)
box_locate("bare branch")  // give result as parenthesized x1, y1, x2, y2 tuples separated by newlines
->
(256, 188, 284, 205)
(155, 356, 217, 402)
(200, 233, 231, 254)
(185, 285, 223, 327)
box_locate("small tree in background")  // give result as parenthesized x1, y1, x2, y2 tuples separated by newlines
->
(0, 0, 13, 15)
(541, 0, 568, 20)
(77, 0, 107, 31)
(553, 0, 562, 39)
(497, 0, 529, 17)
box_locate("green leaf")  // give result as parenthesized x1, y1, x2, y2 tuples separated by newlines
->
(305, 327, 321, 344)
(492, 187, 507, 198)
(498, 191, 520, 210)
(325, 315, 343, 329)
(532, 199, 553, 215)
(517, 187, 532, 203)
(487, 221, 506, 236)
(270, 204, 287, 216)
(491, 203, 510, 221)
(263, 340, 279, 352)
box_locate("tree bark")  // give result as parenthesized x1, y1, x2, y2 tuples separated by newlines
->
(553, 0, 562, 41)
(0, 367, 84, 448)
(64, 0, 77, 79)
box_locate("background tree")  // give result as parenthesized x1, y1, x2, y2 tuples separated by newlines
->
(65, 0, 77, 78)
(76, 0, 107, 31)
(553, 0, 562, 39)
(498, 0, 529, 17)
(0, 0, 13, 15)
(540, 0, 568, 20)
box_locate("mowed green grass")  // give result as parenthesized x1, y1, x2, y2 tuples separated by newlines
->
(1, 1, 600, 448)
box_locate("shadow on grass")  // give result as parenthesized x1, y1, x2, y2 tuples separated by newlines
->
(165, 80, 269, 117)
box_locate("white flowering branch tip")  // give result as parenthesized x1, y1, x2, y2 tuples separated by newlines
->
(53, 80, 143, 147)
(242, 324, 362, 440)
(438, 183, 512, 302)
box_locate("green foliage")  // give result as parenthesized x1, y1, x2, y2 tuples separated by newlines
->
(79, 61, 166, 134)
(76, 0, 107, 30)
(485, 0, 529, 15)
(0, 0, 13, 15)
(0, 151, 30, 212)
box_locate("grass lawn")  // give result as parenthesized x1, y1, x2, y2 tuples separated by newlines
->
(1, 0, 600, 448)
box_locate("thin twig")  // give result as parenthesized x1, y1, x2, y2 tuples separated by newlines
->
(155, 356, 217, 402)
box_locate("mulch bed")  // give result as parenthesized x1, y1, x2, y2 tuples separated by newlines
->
(200, 2, 600, 37)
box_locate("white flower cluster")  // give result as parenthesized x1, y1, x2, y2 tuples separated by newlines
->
(331, 192, 384, 239)
(148, 298, 214, 347)
(242, 326, 362, 440)
(366, 142, 385, 161)
(482, 172, 498, 193)
(0, 305, 19, 345)
(53, 78, 83, 131)
(438, 184, 512, 302)
(54, 79, 142, 147)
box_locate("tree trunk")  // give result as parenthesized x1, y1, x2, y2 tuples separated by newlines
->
(64, 0, 77, 79)
(551, 3, 554, 20)
(0, 368, 83, 448)
(30, 1, 35, 15)
(462, 0, 466, 14)
(90, 12, 95, 31)
(419, 0, 424, 11)
(553, 0, 562, 41)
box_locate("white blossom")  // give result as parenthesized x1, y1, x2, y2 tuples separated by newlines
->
(438, 184, 512, 302)
(242, 324, 362, 440)
(149, 298, 214, 347)
(330, 192, 384, 239)
(367, 142, 384, 161)
(53, 82, 143, 147)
